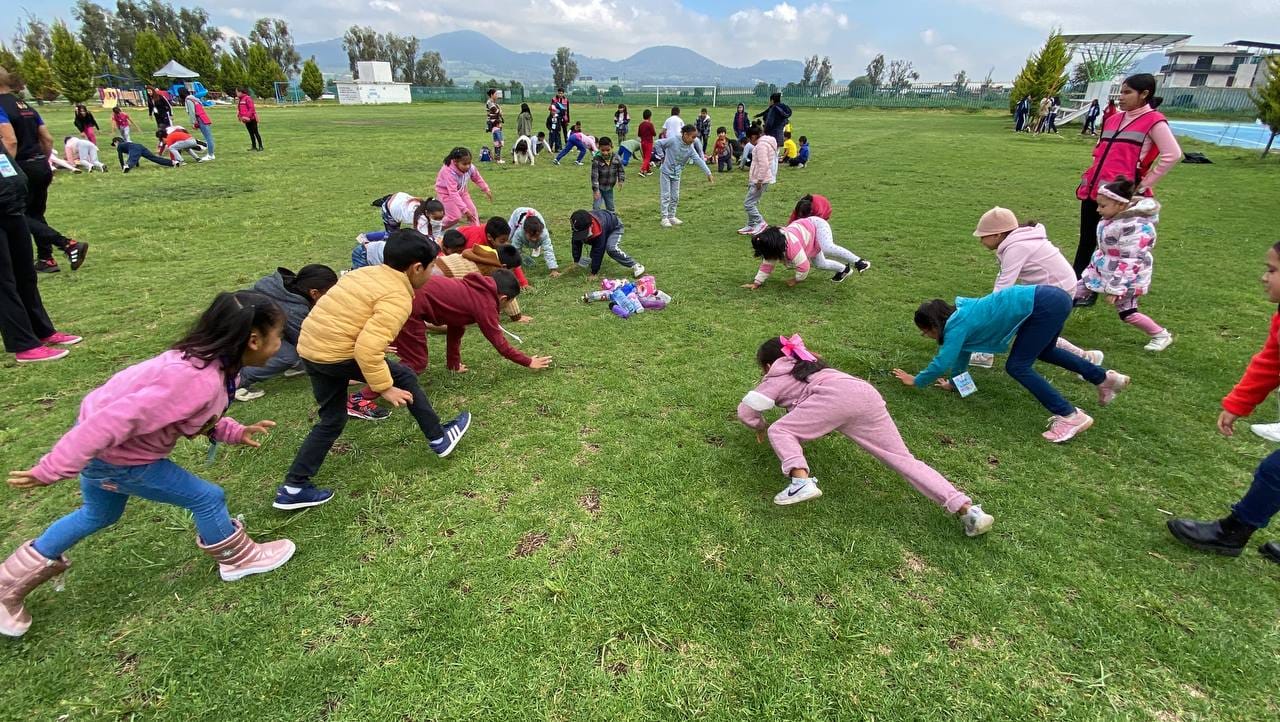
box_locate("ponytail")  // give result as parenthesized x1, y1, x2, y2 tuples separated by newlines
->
(443, 146, 472, 166)
(283, 264, 338, 304)
(1122, 73, 1163, 110)
(413, 197, 444, 231)
(756, 337, 830, 382)
(173, 291, 285, 375)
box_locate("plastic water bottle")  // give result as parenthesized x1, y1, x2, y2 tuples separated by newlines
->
(610, 302, 630, 319)
(582, 290, 611, 303)
(625, 292, 645, 314)
(656, 290, 672, 304)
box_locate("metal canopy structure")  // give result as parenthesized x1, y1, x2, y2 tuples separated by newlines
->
(1063, 33, 1192, 82)
(1228, 40, 1280, 53)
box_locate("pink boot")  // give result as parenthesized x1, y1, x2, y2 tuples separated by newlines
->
(197, 519, 295, 581)
(0, 542, 70, 638)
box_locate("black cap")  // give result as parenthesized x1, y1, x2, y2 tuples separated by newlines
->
(570, 210, 593, 242)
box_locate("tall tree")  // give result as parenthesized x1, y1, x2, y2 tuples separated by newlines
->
(0, 46, 20, 76)
(176, 7, 221, 45)
(228, 36, 252, 64)
(1251, 54, 1280, 157)
(300, 56, 324, 100)
(162, 31, 184, 64)
(182, 35, 218, 82)
(865, 54, 886, 89)
(20, 47, 57, 102)
(952, 69, 969, 94)
(887, 59, 919, 90)
(130, 30, 167, 80)
(250, 18, 300, 75)
(801, 54, 819, 92)
(15, 14, 54, 57)
(342, 25, 382, 76)
(383, 33, 418, 82)
(1009, 29, 1070, 114)
(73, 1, 115, 61)
(246, 42, 284, 98)
(218, 52, 247, 94)
(814, 56, 834, 96)
(550, 47, 578, 90)
(142, 0, 179, 37)
(51, 21, 97, 103)
(413, 50, 449, 87)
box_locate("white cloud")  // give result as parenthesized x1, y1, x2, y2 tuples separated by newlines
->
(921, 28, 936, 46)
(368, 0, 401, 11)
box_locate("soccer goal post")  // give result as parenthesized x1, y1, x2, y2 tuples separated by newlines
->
(641, 85, 718, 108)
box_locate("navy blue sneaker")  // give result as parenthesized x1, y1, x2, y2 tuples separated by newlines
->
(429, 411, 472, 458)
(272, 483, 334, 511)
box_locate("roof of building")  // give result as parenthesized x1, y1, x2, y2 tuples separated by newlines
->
(1229, 40, 1280, 51)
(1061, 33, 1192, 47)
(1166, 45, 1253, 55)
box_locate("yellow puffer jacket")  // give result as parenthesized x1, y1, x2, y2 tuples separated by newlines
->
(297, 264, 413, 392)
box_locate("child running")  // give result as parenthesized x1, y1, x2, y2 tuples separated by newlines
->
(2, 292, 295, 638)
(277, 230, 471, 510)
(591, 137, 625, 212)
(110, 106, 132, 142)
(1166, 242, 1280, 564)
(435, 147, 492, 230)
(509, 207, 560, 277)
(570, 209, 645, 279)
(655, 124, 714, 227)
(892, 285, 1130, 443)
(1076, 176, 1173, 352)
(737, 334, 996, 534)
(739, 126, 775, 235)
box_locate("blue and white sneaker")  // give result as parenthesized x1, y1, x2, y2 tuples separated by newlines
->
(773, 476, 822, 506)
(429, 411, 472, 458)
(272, 483, 334, 511)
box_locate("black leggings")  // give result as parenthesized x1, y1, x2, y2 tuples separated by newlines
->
(1073, 198, 1101, 278)
(0, 214, 55, 353)
(18, 159, 71, 262)
(245, 120, 263, 150)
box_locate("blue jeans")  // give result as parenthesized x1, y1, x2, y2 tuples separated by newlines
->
(33, 459, 236, 558)
(197, 123, 214, 155)
(555, 137, 587, 164)
(1235, 451, 1280, 529)
(618, 146, 632, 166)
(1005, 286, 1107, 416)
(593, 187, 616, 212)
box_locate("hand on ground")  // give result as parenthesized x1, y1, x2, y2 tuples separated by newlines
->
(529, 356, 553, 369)
(242, 420, 276, 447)
(451, 363, 469, 374)
(549, 270, 561, 278)
(892, 369, 916, 386)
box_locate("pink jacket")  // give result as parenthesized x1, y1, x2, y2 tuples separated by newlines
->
(755, 218, 820, 284)
(63, 138, 80, 163)
(749, 136, 777, 185)
(237, 94, 257, 122)
(993, 224, 1076, 294)
(737, 357, 852, 429)
(434, 161, 490, 227)
(31, 350, 248, 484)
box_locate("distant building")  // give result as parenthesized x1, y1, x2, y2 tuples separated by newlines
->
(1160, 40, 1277, 89)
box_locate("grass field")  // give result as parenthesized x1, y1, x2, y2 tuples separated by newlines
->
(2, 101, 1279, 720)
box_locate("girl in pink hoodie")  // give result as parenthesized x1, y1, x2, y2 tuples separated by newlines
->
(1, 292, 295, 639)
(737, 335, 995, 535)
(742, 217, 863, 289)
(435, 147, 493, 230)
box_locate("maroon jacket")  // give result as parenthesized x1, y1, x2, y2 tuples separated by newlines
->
(395, 273, 531, 372)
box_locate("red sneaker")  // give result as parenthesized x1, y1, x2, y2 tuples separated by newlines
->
(15, 346, 69, 363)
(41, 332, 82, 346)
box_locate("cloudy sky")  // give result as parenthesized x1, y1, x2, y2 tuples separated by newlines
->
(17, 0, 1278, 80)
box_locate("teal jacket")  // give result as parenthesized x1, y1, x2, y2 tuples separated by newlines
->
(913, 285, 1038, 387)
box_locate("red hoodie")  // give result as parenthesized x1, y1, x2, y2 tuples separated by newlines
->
(1222, 312, 1280, 418)
(788, 194, 832, 224)
(393, 273, 531, 372)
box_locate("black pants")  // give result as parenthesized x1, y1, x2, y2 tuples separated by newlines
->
(284, 358, 445, 486)
(0, 214, 55, 353)
(1073, 198, 1101, 277)
(245, 120, 263, 150)
(18, 159, 71, 262)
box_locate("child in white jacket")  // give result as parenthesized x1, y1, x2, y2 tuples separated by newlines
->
(739, 126, 775, 235)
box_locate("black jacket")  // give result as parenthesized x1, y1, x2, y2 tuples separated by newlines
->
(0, 150, 29, 216)
(251, 268, 312, 346)
(756, 103, 792, 144)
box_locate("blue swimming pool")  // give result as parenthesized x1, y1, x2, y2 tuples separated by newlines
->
(1168, 120, 1274, 150)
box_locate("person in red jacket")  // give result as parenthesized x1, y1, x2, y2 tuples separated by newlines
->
(1167, 243, 1280, 564)
(637, 109, 657, 177)
(393, 270, 552, 374)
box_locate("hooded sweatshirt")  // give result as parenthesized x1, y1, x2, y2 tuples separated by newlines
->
(1082, 197, 1160, 297)
(31, 351, 247, 484)
(992, 224, 1076, 294)
(252, 268, 311, 345)
(737, 356, 853, 430)
(788, 194, 832, 224)
(407, 273, 532, 370)
(913, 285, 1039, 388)
(754, 218, 821, 284)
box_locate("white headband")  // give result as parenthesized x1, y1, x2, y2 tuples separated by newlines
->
(1098, 186, 1131, 204)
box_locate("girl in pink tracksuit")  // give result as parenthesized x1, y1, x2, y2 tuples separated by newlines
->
(435, 147, 493, 230)
(0, 292, 296, 639)
(737, 335, 995, 536)
(742, 217, 863, 289)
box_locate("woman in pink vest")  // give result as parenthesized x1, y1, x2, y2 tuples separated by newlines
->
(237, 88, 262, 152)
(1072, 73, 1181, 289)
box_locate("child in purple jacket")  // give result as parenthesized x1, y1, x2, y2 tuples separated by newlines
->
(737, 335, 995, 536)
(1, 292, 296, 638)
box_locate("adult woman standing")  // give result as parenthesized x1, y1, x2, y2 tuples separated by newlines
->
(179, 87, 215, 161)
(237, 88, 263, 151)
(0, 67, 87, 274)
(1071, 73, 1181, 281)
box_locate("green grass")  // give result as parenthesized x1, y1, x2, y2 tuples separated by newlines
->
(2, 102, 1279, 721)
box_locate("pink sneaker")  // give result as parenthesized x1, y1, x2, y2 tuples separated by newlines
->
(1042, 410, 1094, 443)
(15, 346, 69, 363)
(41, 332, 82, 346)
(1097, 371, 1130, 407)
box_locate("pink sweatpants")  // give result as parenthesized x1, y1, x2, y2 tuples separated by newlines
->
(766, 377, 972, 513)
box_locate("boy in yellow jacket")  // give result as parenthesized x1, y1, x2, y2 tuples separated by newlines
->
(275, 229, 472, 510)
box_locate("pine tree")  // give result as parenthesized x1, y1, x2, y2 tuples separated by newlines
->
(1008, 30, 1069, 114)
(182, 35, 218, 84)
(300, 57, 324, 101)
(20, 47, 57, 102)
(131, 31, 167, 80)
(218, 53, 247, 95)
(246, 44, 284, 99)
(0, 45, 20, 76)
(1252, 55, 1280, 157)
(51, 21, 97, 103)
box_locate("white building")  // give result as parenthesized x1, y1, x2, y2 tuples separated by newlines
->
(1160, 40, 1276, 89)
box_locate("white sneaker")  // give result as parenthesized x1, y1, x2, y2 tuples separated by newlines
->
(1251, 422, 1280, 442)
(969, 352, 995, 369)
(670, 217, 684, 226)
(196, 156, 210, 163)
(773, 477, 822, 506)
(631, 263, 646, 278)
(1083, 349, 1104, 365)
(737, 225, 755, 235)
(235, 387, 265, 402)
(1145, 330, 1174, 352)
(660, 218, 672, 228)
(962, 505, 994, 537)
(207, 154, 215, 161)
(496, 159, 505, 164)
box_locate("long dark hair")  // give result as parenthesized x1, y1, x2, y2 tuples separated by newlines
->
(443, 146, 471, 166)
(1123, 73, 1163, 110)
(793, 194, 815, 220)
(283, 265, 338, 305)
(757, 337, 829, 382)
(173, 291, 285, 375)
(913, 300, 956, 345)
(751, 227, 787, 261)
(413, 197, 445, 231)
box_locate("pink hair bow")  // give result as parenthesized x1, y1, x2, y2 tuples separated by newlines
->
(779, 334, 817, 362)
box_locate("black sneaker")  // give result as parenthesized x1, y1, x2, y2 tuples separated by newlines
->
(34, 259, 60, 274)
(64, 240, 88, 270)
(1261, 541, 1280, 564)
(346, 393, 390, 421)
(272, 483, 334, 511)
(831, 265, 852, 283)
(430, 411, 472, 458)
(853, 259, 871, 273)
(1073, 293, 1097, 308)
(1167, 517, 1254, 557)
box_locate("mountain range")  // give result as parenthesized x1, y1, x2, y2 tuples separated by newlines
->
(297, 30, 804, 87)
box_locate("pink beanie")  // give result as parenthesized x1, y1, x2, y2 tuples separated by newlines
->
(973, 207, 1018, 237)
